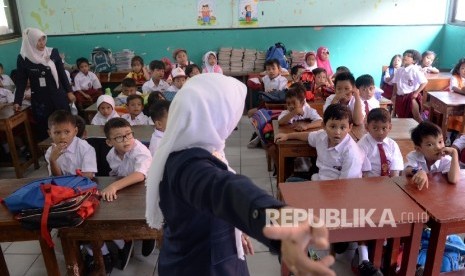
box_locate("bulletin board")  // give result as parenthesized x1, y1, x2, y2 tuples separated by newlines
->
(17, 0, 447, 35)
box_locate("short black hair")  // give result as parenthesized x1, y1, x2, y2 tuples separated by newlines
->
(335, 66, 350, 73)
(147, 91, 166, 107)
(367, 108, 391, 124)
(131, 56, 144, 66)
(403, 49, 422, 64)
(290, 65, 304, 76)
(74, 115, 86, 138)
(149, 60, 165, 71)
(48, 110, 76, 129)
(334, 72, 355, 88)
(411, 121, 442, 147)
(121, 78, 137, 88)
(76, 57, 89, 68)
(323, 103, 352, 125)
(285, 87, 305, 103)
(355, 74, 375, 88)
(452, 58, 465, 76)
(126, 94, 144, 105)
(288, 82, 306, 101)
(185, 64, 201, 77)
(265, 59, 280, 69)
(150, 100, 171, 122)
(104, 117, 131, 138)
(422, 50, 436, 60)
(312, 67, 327, 76)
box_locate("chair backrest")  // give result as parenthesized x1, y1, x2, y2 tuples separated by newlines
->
(86, 138, 112, 176)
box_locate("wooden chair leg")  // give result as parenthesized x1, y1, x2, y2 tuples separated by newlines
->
(266, 151, 272, 171)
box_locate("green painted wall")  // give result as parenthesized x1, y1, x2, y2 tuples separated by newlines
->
(439, 24, 465, 70)
(0, 39, 21, 74)
(0, 25, 444, 84)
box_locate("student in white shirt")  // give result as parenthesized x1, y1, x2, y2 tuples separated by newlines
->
(358, 108, 403, 177)
(45, 110, 97, 178)
(355, 74, 380, 118)
(262, 59, 288, 92)
(73, 57, 102, 108)
(149, 100, 170, 156)
(0, 63, 15, 91)
(324, 72, 364, 126)
(404, 121, 459, 190)
(142, 60, 170, 93)
(91, 95, 119, 125)
(121, 94, 150, 125)
(115, 78, 142, 106)
(275, 103, 364, 181)
(166, 67, 187, 93)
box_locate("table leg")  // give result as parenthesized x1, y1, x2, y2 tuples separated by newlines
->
(38, 237, 60, 276)
(0, 246, 10, 276)
(423, 221, 447, 276)
(23, 115, 39, 169)
(4, 121, 22, 178)
(441, 108, 450, 139)
(60, 232, 83, 276)
(372, 239, 384, 269)
(91, 240, 105, 275)
(386, 237, 401, 275)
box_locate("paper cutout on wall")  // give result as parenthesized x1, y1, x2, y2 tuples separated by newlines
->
(197, 0, 217, 26)
(238, 0, 258, 27)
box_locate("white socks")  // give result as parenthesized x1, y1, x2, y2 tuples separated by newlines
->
(358, 245, 369, 264)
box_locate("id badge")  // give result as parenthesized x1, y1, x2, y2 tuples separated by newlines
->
(39, 77, 46, 87)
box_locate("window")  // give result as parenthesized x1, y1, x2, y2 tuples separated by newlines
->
(450, 0, 465, 25)
(0, 0, 20, 40)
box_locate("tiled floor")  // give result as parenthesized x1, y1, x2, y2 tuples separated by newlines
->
(0, 116, 355, 275)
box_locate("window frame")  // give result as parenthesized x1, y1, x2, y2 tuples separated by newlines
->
(0, 0, 21, 41)
(449, 0, 465, 25)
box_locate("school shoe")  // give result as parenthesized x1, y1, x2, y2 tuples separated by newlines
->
(84, 253, 113, 275)
(142, 239, 155, 256)
(247, 136, 261, 148)
(117, 240, 134, 270)
(358, 260, 383, 276)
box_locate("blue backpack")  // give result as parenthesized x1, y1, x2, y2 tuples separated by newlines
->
(92, 47, 114, 73)
(417, 228, 465, 272)
(250, 108, 280, 145)
(266, 42, 288, 69)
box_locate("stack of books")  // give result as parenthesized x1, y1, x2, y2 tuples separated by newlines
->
(290, 51, 306, 68)
(113, 49, 135, 71)
(230, 48, 244, 73)
(254, 51, 266, 72)
(242, 49, 257, 72)
(218, 47, 232, 73)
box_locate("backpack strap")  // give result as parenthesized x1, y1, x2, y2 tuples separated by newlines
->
(40, 184, 55, 247)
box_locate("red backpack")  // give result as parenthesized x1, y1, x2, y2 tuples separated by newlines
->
(300, 71, 315, 101)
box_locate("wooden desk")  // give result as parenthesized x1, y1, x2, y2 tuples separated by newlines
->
(273, 118, 418, 183)
(392, 172, 465, 275)
(0, 179, 60, 276)
(425, 72, 451, 92)
(38, 125, 154, 154)
(0, 105, 39, 178)
(428, 91, 465, 137)
(279, 177, 425, 275)
(96, 71, 130, 84)
(59, 177, 162, 275)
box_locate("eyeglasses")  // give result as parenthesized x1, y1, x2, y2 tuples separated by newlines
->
(111, 132, 134, 143)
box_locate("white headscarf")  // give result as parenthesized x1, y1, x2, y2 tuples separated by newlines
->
(20, 28, 59, 88)
(202, 51, 218, 73)
(146, 74, 246, 230)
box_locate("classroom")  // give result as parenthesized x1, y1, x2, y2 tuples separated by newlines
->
(1, 0, 465, 275)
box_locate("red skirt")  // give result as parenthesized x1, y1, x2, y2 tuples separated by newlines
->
(395, 92, 422, 118)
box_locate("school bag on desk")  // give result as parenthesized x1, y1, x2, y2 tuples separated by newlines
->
(266, 42, 289, 70)
(92, 47, 115, 73)
(1, 175, 100, 247)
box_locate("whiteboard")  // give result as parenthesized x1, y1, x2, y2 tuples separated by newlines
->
(17, 0, 447, 35)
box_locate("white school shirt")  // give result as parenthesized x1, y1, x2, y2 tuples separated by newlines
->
(383, 68, 398, 85)
(141, 79, 170, 93)
(114, 91, 142, 106)
(149, 129, 164, 156)
(361, 97, 380, 113)
(358, 134, 404, 177)
(91, 111, 120, 125)
(262, 75, 288, 92)
(277, 102, 322, 124)
(0, 87, 14, 104)
(307, 129, 364, 180)
(392, 64, 427, 95)
(453, 135, 465, 152)
(73, 71, 102, 91)
(167, 85, 180, 92)
(323, 95, 366, 118)
(45, 137, 97, 176)
(0, 74, 15, 91)
(405, 151, 451, 174)
(121, 113, 150, 126)
(106, 139, 152, 177)
(450, 75, 465, 92)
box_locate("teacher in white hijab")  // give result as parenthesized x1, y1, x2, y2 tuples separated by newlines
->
(13, 27, 76, 140)
(145, 73, 335, 276)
